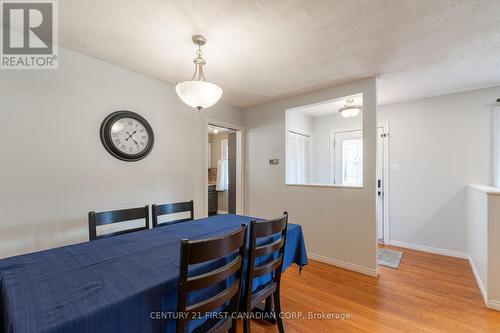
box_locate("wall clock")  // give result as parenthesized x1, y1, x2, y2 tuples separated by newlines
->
(100, 110, 154, 162)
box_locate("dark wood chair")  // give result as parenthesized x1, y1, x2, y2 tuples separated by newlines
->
(177, 224, 247, 333)
(242, 212, 288, 333)
(152, 200, 194, 228)
(88, 206, 149, 241)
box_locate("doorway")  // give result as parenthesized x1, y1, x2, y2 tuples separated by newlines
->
(331, 125, 389, 243)
(205, 120, 244, 217)
(377, 124, 390, 244)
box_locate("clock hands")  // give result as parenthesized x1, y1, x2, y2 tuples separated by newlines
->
(125, 130, 138, 141)
(124, 130, 140, 146)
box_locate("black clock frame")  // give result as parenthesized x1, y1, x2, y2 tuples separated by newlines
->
(100, 110, 155, 162)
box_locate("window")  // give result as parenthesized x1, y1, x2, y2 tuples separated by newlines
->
(286, 131, 311, 184)
(221, 139, 229, 190)
(286, 93, 363, 187)
(341, 139, 363, 185)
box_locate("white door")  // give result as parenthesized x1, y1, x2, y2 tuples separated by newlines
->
(376, 126, 388, 243)
(333, 130, 363, 186)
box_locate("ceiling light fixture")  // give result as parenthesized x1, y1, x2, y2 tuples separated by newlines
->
(175, 35, 223, 111)
(339, 98, 362, 118)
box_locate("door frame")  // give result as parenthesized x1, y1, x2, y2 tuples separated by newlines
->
(204, 118, 245, 216)
(378, 122, 390, 244)
(330, 124, 390, 244)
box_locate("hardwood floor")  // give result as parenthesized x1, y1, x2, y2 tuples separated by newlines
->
(246, 245, 500, 333)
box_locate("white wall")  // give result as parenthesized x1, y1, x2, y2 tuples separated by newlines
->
(0, 46, 242, 258)
(244, 77, 378, 276)
(467, 185, 489, 296)
(287, 110, 312, 134)
(312, 113, 363, 184)
(467, 185, 500, 310)
(378, 86, 499, 254)
(494, 107, 500, 188)
(489, 193, 500, 306)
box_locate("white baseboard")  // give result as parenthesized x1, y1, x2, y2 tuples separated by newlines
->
(487, 299, 500, 311)
(308, 253, 378, 278)
(389, 240, 468, 259)
(468, 256, 500, 311)
(468, 256, 488, 304)
(217, 210, 228, 215)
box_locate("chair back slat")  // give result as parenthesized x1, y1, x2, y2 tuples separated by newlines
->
(186, 280, 240, 314)
(253, 256, 283, 278)
(155, 201, 192, 215)
(187, 228, 246, 264)
(95, 227, 149, 240)
(255, 238, 284, 257)
(243, 212, 288, 315)
(152, 200, 194, 228)
(254, 215, 287, 238)
(92, 207, 148, 225)
(177, 224, 247, 333)
(187, 256, 242, 292)
(88, 206, 149, 241)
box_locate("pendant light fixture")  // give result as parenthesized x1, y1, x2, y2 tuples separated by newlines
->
(338, 98, 362, 118)
(175, 34, 223, 111)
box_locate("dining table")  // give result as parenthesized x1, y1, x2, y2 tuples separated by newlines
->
(0, 214, 308, 333)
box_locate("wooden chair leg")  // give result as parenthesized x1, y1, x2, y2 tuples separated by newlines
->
(264, 296, 273, 312)
(273, 290, 286, 333)
(229, 318, 237, 333)
(243, 316, 251, 333)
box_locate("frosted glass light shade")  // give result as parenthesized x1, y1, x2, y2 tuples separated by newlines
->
(340, 107, 361, 118)
(175, 80, 223, 110)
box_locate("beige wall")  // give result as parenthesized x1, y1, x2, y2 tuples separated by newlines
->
(243, 77, 378, 276)
(0, 46, 243, 258)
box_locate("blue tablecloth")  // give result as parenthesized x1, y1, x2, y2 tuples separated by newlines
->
(0, 214, 308, 333)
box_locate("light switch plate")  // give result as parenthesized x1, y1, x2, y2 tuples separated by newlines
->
(391, 162, 400, 172)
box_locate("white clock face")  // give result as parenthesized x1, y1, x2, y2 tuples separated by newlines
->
(109, 117, 150, 155)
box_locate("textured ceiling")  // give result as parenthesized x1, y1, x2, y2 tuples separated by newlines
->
(59, 0, 500, 108)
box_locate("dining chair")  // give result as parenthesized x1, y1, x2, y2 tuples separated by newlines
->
(152, 200, 194, 228)
(242, 212, 288, 333)
(177, 223, 247, 333)
(88, 206, 149, 241)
